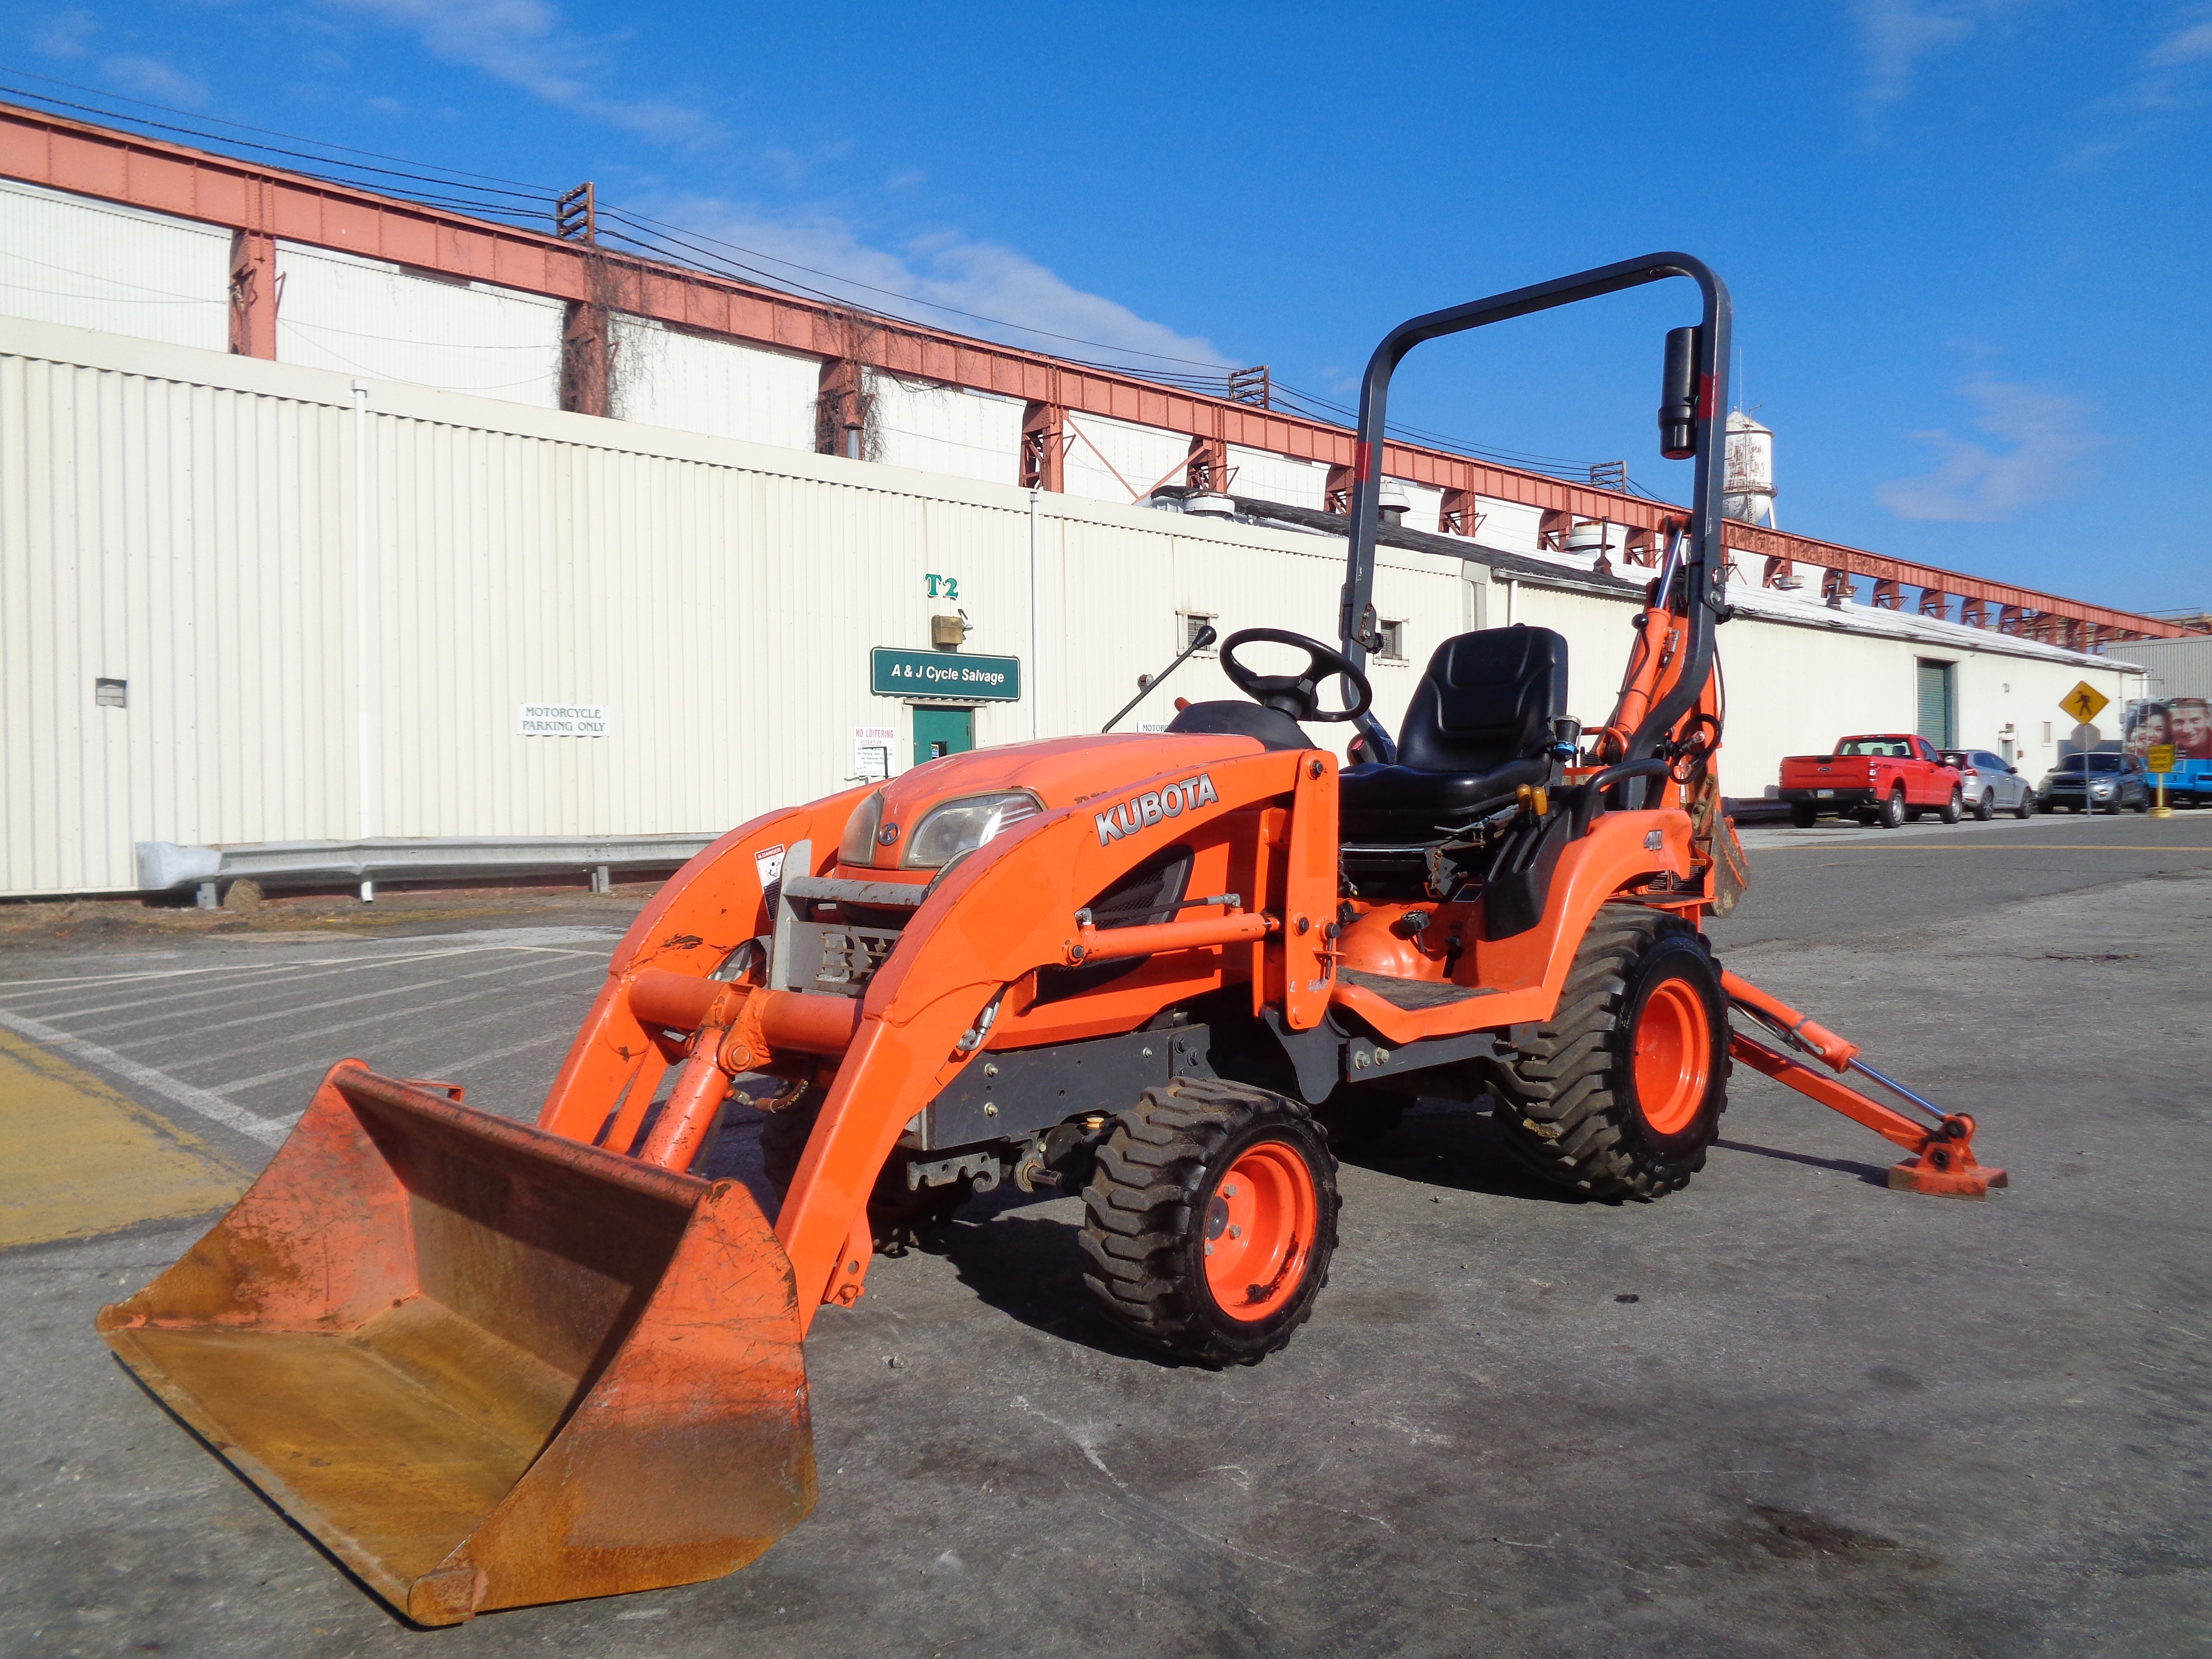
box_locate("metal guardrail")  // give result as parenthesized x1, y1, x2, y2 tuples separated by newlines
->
(136, 834, 721, 905)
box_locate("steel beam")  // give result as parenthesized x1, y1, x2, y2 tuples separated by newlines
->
(1020, 401, 1064, 491)
(226, 229, 275, 358)
(0, 98, 2185, 643)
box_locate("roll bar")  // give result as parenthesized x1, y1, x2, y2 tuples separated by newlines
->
(1337, 253, 1732, 781)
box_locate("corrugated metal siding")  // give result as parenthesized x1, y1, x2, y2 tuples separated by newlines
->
(1383, 477, 1443, 536)
(1227, 445, 1328, 510)
(869, 374, 1023, 486)
(1473, 496, 1545, 552)
(1061, 410, 1190, 505)
(2108, 635, 2212, 702)
(0, 346, 350, 894)
(0, 178, 228, 352)
(275, 243, 563, 407)
(609, 315, 819, 450)
(0, 314, 2144, 895)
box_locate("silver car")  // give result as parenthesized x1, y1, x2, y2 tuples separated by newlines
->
(1937, 749, 2036, 820)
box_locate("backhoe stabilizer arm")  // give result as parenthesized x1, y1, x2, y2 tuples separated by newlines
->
(1719, 971, 2006, 1199)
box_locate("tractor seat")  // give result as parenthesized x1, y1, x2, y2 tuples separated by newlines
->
(1338, 625, 1567, 844)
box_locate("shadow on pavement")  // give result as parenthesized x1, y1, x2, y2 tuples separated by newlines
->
(1712, 1136, 1890, 1187)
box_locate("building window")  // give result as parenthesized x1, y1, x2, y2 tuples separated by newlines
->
(1180, 612, 1217, 653)
(1376, 620, 1407, 661)
(94, 678, 127, 708)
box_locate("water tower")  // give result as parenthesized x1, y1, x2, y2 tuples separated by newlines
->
(1723, 409, 1777, 527)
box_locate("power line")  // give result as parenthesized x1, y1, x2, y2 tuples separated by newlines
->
(0, 71, 1668, 497)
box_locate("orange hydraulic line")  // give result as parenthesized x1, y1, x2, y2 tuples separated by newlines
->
(1069, 912, 1277, 964)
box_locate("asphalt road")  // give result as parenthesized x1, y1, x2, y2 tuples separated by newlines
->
(2, 812, 2207, 1658)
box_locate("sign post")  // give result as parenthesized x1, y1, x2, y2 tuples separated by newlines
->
(2148, 742, 2176, 820)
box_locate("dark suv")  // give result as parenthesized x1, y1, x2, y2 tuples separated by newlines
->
(2036, 752, 2152, 814)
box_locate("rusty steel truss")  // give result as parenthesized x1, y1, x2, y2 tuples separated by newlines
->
(0, 100, 2186, 645)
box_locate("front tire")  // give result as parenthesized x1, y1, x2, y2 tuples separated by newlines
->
(1939, 787, 1964, 825)
(2013, 792, 2034, 820)
(1489, 908, 1728, 1202)
(1080, 1078, 1339, 1365)
(1877, 785, 1908, 829)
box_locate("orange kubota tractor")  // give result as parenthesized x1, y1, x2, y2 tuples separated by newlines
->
(100, 255, 2003, 1625)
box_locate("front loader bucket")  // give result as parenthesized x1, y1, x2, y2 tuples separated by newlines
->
(96, 1062, 815, 1625)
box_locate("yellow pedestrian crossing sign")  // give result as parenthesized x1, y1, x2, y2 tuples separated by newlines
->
(2060, 681, 2108, 723)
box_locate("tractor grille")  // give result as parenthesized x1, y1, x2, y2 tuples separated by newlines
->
(772, 873, 929, 999)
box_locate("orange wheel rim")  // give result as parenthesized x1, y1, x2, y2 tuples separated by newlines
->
(1201, 1141, 1317, 1322)
(1632, 976, 1712, 1136)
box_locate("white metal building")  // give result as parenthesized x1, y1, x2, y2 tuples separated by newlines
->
(0, 171, 2155, 897)
(0, 304, 2140, 898)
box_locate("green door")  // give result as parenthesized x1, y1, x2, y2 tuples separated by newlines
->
(1915, 659, 1955, 749)
(913, 706, 974, 765)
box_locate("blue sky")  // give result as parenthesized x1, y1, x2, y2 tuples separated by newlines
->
(4, 1, 2208, 614)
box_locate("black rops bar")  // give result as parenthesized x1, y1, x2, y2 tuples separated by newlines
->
(1335, 253, 1733, 804)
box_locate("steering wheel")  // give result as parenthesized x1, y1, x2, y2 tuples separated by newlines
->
(1219, 628, 1374, 724)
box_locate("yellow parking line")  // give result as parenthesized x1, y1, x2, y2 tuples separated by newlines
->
(0, 1026, 245, 1249)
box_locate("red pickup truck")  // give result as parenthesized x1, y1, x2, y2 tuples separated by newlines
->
(1778, 735, 1964, 829)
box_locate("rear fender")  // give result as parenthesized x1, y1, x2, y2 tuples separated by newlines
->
(1331, 808, 1693, 1042)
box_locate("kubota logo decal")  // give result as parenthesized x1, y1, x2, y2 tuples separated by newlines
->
(1095, 773, 1220, 846)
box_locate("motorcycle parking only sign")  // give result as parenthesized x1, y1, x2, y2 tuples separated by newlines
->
(517, 702, 611, 736)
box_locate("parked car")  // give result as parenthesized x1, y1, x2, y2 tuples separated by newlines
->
(1778, 734, 1964, 829)
(2036, 752, 2153, 814)
(1937, 749, 2037, 820)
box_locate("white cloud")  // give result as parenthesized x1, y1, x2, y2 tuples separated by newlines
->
(103, 55, 210, 108)
(33, 9, 95, 58)
(330, 0, 718, 145)
(332, 1, 1223, 371)
(2147, 15, 2212, 66)
(1851, 0, 2035, 108)
(655, 198, 1228, 369)
(1876, 377, 2099, 522)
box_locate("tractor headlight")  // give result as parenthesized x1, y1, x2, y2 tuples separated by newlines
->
(838, 790, 885, 865)
(903, 792, 1042, 869)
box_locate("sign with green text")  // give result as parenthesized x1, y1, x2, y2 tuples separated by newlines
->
(871, 647, 1022, 702)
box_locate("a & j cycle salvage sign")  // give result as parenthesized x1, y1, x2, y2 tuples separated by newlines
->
(871, 648, 1022, 702)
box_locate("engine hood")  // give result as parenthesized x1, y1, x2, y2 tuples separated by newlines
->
(842, 731, 1270, 874)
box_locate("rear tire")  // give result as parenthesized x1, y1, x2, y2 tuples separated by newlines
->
(1079, 1077, 1339, 1365)
(1788, 802, 1819, 828)
(1490, 908, 1728, 1202)
(1877, 785, 1908, 830)
(1974, 791, 1995, 822)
